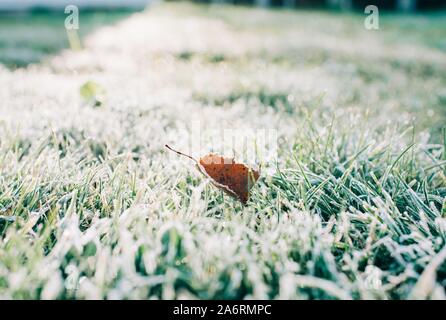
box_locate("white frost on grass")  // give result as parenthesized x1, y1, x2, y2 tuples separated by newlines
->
(0, 3, 445, 299)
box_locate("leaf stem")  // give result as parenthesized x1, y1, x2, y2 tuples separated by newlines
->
(165, 144, 197, 163)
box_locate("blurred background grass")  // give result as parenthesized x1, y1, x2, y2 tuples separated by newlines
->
(0, 3, 445, 136)
(1, 3, 446, 68)
(0, 10, 133, 68)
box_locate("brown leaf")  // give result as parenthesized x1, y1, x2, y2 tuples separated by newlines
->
(165, 145, 260, 204)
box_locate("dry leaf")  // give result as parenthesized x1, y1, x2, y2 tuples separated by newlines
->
(165, 145, 260, 204)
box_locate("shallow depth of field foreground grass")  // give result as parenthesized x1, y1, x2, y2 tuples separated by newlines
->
(0, 3, 446, 299)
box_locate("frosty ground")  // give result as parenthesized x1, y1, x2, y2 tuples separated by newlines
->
(0, 3, 445, 299)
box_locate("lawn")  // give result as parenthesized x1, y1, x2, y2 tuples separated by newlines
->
(0, 2, 445, 299)
(0, 9, 134, 68)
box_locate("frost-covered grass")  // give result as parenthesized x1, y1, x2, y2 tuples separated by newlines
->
(0, 3, 446, 299)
